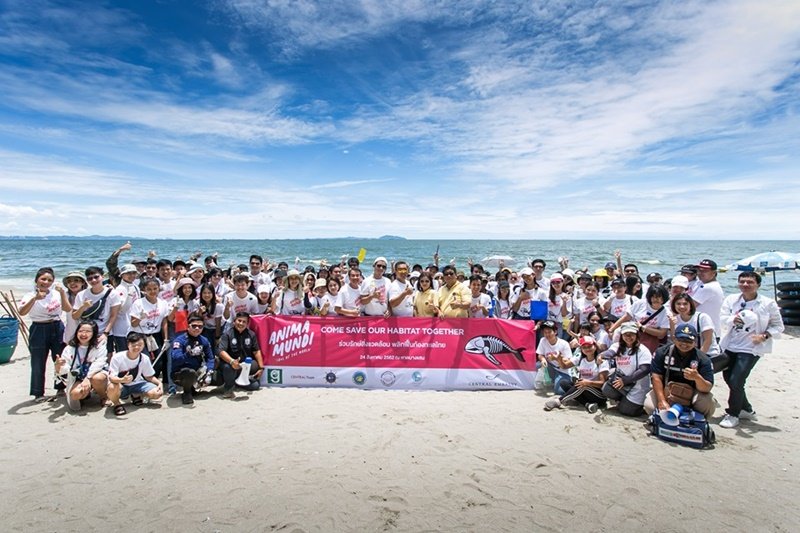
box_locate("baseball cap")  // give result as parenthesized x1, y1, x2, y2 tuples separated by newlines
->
(680, 265, 698, 275)
(578, 335, 597, 346)
(610, 278, 625, 287)
(313, 279, 327, 289)
(671, 275, 689, 288)
(561, 268, 575, 281)
(696, 259, 717, 270)
(373, 256, 388, 267)
(675, 323, 698, 342)
(619, 322, 640, 335)
(519, 267, 534, 276)
(119, 264, 138, 275)
(604, 262, 616, 270)
(646, 272, 663, 282)
(550, 273, 564, 283)
(539, 320, 557, 331)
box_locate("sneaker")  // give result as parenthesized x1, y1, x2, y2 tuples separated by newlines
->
(739, 409, 758, 421)
(544, 398, 562, 411)
(719, 414, 739, 428)
(222, 390, 236, 399)
(586, 403, 598, 414)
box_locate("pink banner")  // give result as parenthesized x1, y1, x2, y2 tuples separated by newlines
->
(249, 316, 538, 390)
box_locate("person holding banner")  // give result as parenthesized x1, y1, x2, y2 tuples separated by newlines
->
(435, 265, 471, 318)
(413, 272, 438, 317)
(218, 312, 263, 399)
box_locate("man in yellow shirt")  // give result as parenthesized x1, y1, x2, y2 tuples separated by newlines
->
(436, 265, 472, 318)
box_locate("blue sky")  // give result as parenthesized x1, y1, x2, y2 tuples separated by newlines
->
(1, 0, 799, 239)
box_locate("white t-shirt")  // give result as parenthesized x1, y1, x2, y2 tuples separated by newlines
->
(510, 286, 548, 318)
(225, 292, 259, 324)
(571, 356, 610, 381)
(198, 302, 224, 329)
(171, 297, 199, 315)
(108, 351, 155, 385)
(629, 300, 669, 330)
(20, 289, 63, 322)
(388, 279, 415, 317)
(274, 288, 305, 316)
(675, 312, 720, 357)
(158, 279, 176, 302)
(318, 293, 337, 316)
(130, 297, 170, 335)
(74, 287, 122, 332)
(61, 343, 108, 378)
(468, 293, 492, 318)
(361, 276, 389, 316)
(536, 337, 572, 363)
(605, 343, 652, 404)
(574, 296, 601, 325)
(335, 284, 363, 314)
(111, 281, 140, 337)
(606, 294, 637, 319)
(496, 298, 512, 320)
(691, 280, 724, 335)
(251, 272, 271, 289)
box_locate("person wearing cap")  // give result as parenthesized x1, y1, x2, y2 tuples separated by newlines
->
(254, 284, 272, 314)
(669, 274, 690, 298)
(644, 324, 715, 419)
(224, 273, 259, 329)
(602, 277, 636, 322)
(510, 267, 547, 320)
(679, 265, 699, 295)
(306, 278, 332, 316)
(717, 271, 784, 429)
(185, 262, 205, 288)
(536, 320, 573, 393)
(546, 273, 569, 335)
(435, 265, 472, 318)
(646, 272, 663, 285)
(544, 335, 609, 413)
(61, 270, 88, 343)
(108, 264, 141, 352)
(218, 312, 263, 399)
(271, 269, 306, 316)
(690, 259, 725, 336)
(170, 312, 215, 405)
(388, 261, 415, 317)
(599, 322, 652, 417)
(360, 257, 391, 318)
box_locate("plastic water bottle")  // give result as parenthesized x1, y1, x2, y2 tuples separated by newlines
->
(488, 298, 495, 318)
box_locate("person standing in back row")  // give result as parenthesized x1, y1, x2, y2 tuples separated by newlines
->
(691, 259, 725, 337)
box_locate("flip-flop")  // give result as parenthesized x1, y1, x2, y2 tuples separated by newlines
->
(113, 405, 127, 416)
(131, 396, 144, 406)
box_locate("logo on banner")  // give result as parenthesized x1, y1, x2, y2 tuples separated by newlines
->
(267, 368, 283, 384)
(464, 335, 526, 366)
(353, 371, 367, 385)
(325, 372, 337, 384)
(269, 320, 315, 361)
(411, 371, 423, 384)
(380, 371, 396, 387)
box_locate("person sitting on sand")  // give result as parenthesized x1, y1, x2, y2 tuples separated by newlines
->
(218, 312, 263, 399)
(544, 335, 609, 413)
(107, 332, 164, 416)
(170, 313, 215, 405)
(55, 320, 109, 408)
(644, 324, 715, 419)
(600, 322, 652, 417)
(536, 320, 573, 393)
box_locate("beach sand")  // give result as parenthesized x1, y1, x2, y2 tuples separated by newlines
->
(1, 322, 798, 532)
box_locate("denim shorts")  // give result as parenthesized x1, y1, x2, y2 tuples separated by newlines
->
(121, 381, 157, 398)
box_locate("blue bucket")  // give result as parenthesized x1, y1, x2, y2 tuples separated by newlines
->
(0, 316, 19, 364)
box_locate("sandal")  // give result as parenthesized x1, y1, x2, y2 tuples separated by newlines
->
(113, 404, 127, 416)
(131, 396, 144, 406)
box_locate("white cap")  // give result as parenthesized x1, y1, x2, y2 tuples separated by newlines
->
(373, 256, 388, 267)
(519, 267, 534, 276)
(671, 275, 689, 288)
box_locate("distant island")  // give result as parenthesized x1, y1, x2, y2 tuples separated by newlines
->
(0, 235, 140, 240)
(378, 235, 406, 240)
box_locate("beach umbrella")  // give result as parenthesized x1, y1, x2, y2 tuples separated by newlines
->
(727, 251, 800, 299)
(481, 255, 515, 268)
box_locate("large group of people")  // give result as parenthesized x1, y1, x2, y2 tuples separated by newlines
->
(18, 243, 784, 430)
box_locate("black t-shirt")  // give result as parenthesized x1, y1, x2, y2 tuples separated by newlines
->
(651, 344, 714, 388)
(219, 328, 260, 361)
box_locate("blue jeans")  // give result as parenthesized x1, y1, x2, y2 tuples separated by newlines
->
(722, 350, 759, 417)
(28, 321, 64, 397)
(546, 365, 573, 395)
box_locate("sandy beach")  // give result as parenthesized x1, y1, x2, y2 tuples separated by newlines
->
(0, 314, 798, 533)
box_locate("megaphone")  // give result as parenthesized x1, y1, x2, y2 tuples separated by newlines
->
(235, 357, 253, 387)
(659, 403, 684, 427)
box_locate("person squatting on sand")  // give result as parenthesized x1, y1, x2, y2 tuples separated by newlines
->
(19, 245, 784, 432)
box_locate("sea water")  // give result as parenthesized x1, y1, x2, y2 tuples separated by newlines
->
(1, 238, 798, 294)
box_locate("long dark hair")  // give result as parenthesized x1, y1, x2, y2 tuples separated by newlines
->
(69, 319, 100, 349)
(616, 328, 641, 357)
(198, 283, 217, 319)
(625, 276, 643, 299)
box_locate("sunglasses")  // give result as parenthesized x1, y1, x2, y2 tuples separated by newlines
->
(87, 274, 102, 281)
(375, 264, 387, 269)
(189, 324, 203, 330)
